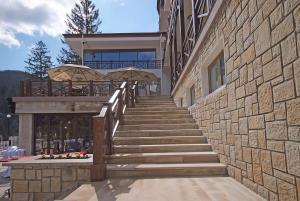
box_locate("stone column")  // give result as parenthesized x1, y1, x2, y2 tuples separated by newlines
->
(18, 114, 34, 155)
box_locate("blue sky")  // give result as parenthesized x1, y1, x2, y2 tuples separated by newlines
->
(0, 0, 158, 71)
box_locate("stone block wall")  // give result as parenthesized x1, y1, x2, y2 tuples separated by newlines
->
(10, 164, 91, 201)
(172, 0, 300, 200)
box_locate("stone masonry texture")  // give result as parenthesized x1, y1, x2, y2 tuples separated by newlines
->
(173, 0, 300, 200)
(10, 165, 90, 201)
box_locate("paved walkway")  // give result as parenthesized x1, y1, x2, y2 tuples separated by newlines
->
(60, 177, 266, 201)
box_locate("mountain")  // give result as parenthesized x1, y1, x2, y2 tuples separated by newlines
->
(0, 70, 26, 139)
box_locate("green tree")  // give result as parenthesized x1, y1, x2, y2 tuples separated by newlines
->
(57, 0, 102, 64)
(25, 41, 53, 78)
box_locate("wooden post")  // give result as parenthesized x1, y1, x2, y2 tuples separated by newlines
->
(130, 89, 135, 108)
(105, 103, 113, 154)
(68, 80, 72, 96)
(91, 115, 106, 181)
(109, 80, 114, 95)
(20, 81, 25, 97)
(117, 90, 124, 125)
(48, 80, 52, 96)
(89, 80, 94, 96)
(125, 83, 130, 107)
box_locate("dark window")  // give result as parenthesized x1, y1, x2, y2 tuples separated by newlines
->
(209, 53, 225, 93)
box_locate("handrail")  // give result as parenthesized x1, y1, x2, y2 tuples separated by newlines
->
(91, 80, 138, 181)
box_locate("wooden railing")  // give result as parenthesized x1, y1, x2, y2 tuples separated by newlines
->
(19, 80, 123, 97)
(91, 81, 138, 181)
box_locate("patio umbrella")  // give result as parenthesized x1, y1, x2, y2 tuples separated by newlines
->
(48, 64, 105, 81)
(105, 67, 159, 84)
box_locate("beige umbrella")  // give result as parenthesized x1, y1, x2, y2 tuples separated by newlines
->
(48, 64, 105, 81)
(105, 67, 159, 84)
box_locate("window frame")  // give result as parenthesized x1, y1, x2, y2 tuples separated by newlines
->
(208, 52, 225, 93)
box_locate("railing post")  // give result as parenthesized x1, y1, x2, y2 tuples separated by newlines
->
(68, 80, 72, 96)
(130, 89, 135, 108)
(106, 103, 113, 154)
(89, 80, 94, 96)
(91, 115, 106, 181)
(135, 81, 139, 97)
(48, 80, 52, 96)
(19, 81, 25, 97)
(117, 90, 124, 125)
(109, 80, 114, 95)
(125, 82, 130, 107)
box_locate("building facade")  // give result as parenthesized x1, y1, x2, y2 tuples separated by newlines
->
(158, 0, 300, 200)
(64, 33, 170, 95)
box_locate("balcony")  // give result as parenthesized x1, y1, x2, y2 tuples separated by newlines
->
(168, 0, 217, 89)
(82, 60, 162, 70)
(19, 80, 123, 97)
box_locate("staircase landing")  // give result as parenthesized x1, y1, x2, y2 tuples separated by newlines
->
(57, 177, 266, 201)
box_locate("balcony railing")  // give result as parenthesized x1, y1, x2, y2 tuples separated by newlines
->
(169, 0, 217, 89)
(19, 80, 125, 97)
(81, 60, 162, 69)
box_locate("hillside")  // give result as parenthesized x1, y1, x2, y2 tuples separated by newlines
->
(0, 70, 26, 139)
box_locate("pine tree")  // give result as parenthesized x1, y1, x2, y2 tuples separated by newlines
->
(25, 41, 53, 79)
(57, 0, 102, 64)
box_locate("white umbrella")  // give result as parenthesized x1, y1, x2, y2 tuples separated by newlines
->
(48, 64, 105, 81)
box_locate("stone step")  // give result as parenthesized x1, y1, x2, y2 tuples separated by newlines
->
(106, 152, 219, 164)
(137, 100, 175, 104)
(135, 103, 176, 108)
(113, 136, 207, 145)
(116, 129, 202, 137)
(125, 110, 190, 115)
(107, 163, 227, 178)
(118, 123, 198, 131)
(124, 114, 192, 120)
(123, 118, 195, 125)
(113, 144, 212, 153)
(126, 107, 187, 112)
(138, 96, 172, 100)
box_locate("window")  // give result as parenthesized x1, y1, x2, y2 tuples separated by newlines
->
(102, 51, 119, 61)
(190, 85, 195, 105)
(83, 49, 157, 69)
(208, 53, 225, 93)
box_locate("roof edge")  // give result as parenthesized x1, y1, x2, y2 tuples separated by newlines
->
(64, 32, 167, 39)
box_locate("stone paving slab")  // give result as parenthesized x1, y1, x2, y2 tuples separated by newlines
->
(0, 164, 10, 201)
(60, 177, 266, 201)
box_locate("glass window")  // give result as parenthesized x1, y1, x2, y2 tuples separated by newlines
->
(209, 53, 225, 93)
(34, 114, 94, 155)
(120, 51, 138, 61)
(102, 51, 119, 61)
(83, 51, 94, 61)
(138, 51, 156, 60)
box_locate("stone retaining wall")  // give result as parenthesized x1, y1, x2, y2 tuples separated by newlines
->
(8, 161, 91, 201)
(172, 0, 300, 200)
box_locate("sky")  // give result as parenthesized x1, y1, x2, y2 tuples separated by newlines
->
(0, 0, 159, 71)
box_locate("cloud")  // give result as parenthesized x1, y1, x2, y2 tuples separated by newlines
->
(0, 0, 78, 48)
(112, 0, 126, 6)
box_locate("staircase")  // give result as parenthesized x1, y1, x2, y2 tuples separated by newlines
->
(106, 96, 227, 178)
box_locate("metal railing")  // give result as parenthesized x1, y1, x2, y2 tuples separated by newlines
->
(168, 0, 217, 89)
(73, 60, 162, 69)
(19, 80, 123, 97)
